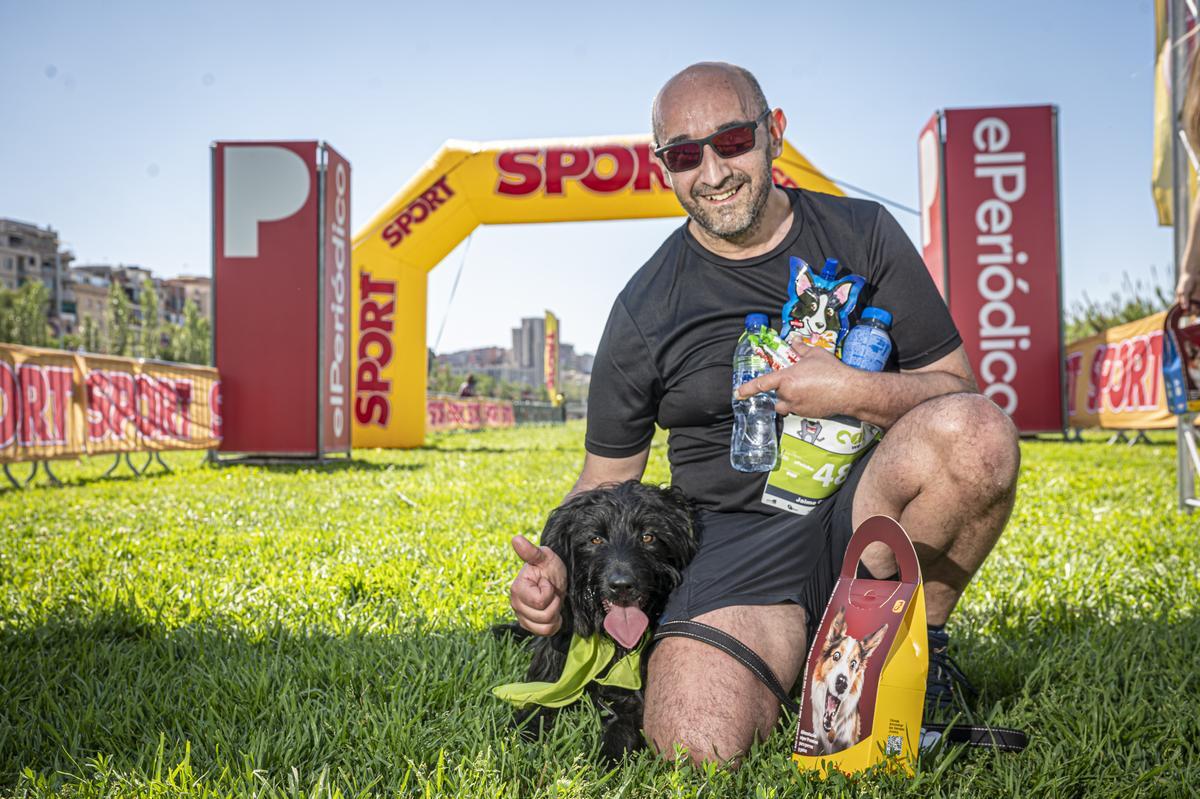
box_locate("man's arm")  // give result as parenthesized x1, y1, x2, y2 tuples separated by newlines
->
(844, 345, 977, 428)
(565, 448, 652, 500)
(738, 344, 977, 430)
(1177, 193, 1200, 312)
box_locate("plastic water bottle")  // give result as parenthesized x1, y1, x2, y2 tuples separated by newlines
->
(731, 313, 779, 472)
(841, 307, 893, 371)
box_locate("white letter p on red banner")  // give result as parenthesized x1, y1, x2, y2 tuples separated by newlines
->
(223, 146, 311, 258)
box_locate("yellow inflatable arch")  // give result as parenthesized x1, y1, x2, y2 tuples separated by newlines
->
(350, 134, 842, 448)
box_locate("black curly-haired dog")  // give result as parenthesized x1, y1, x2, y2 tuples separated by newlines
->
(499, 480, 697, 763)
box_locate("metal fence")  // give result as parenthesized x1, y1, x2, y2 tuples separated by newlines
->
(512, 400, 566, 426)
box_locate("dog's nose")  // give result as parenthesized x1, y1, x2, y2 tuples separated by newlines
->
(606, 573, 634, 593)
(835, 674, 848, 695)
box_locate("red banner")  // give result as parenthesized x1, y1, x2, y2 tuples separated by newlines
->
(214, 141, 319, 454)
(321, 145, 352, 454)
(932, 106, 1064, 433)
(917, 113, 947, 297)
(426, 396, 515, 431)
(214, 141, 352, 456)
(544, 310, 560, 405)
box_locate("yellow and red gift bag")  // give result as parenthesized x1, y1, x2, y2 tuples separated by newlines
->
(793, 515, 927, 776)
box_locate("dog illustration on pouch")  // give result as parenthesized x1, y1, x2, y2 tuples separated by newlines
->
(782, 259, 862, 353)
(495, 481, 696, 763)
(809, 606, 889, 755)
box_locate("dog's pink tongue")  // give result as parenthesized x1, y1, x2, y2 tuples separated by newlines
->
(822, 694, 840, 731)
(603, 604, 649, 649)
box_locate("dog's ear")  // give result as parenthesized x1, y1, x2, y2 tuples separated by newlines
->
(832, 280, 852, 306)
(825, 606, 847, 647)
(794, 266, 814, 295)
(655, 484, 698, 564)
(643, 482, 700, 563)
(537, 504, 575, 578)
(859, 623, 889, 661)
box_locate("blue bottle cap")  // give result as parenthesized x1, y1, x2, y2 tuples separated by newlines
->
(861, 306, 893, 327)
(745, 312, 769, 331)
(820, 258, 839, 280)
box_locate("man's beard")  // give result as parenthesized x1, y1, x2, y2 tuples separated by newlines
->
(680, 152, 774, 243)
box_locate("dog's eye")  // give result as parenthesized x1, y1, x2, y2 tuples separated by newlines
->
(641, 533, 655, 544)
(589, 536, 604, 545)
(832, 651, 841, 661)
(850, 659, 858, 670)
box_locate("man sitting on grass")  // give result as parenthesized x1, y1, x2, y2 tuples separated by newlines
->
(508, 61, 1020, 764)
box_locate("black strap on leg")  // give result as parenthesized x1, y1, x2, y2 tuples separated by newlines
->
(654, 619, 1029, 754)
(654, 620, 799, 713)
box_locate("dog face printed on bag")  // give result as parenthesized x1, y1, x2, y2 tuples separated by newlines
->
(810, 606, 889, 754)
(781, 258, 864, 353)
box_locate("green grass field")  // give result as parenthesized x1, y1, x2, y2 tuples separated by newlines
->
(1, 422, 1197, 798)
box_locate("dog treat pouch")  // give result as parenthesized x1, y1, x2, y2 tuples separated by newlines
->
(793, 515, 927, 776)
(760, 257, 879, 516)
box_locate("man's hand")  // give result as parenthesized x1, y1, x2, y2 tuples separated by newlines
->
(509, 534, 567, 636)
(1176, 269, 1199, 314)
(736, 344, 859, 418)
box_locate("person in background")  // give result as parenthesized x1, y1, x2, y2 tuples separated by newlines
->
(1176, 49, 1200, 312)
(457, 374, 477, 398)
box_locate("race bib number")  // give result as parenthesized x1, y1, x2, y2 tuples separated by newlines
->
(761, 414, 880, 516)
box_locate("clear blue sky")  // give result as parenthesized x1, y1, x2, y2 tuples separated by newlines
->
(0, 0, 1172, 355)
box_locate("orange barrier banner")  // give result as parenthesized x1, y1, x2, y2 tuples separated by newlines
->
(0, 345, 84, 462)
(1064, 311, 1174, 430)
(426, 395, 515, 432)
(0, 343, 221, 462)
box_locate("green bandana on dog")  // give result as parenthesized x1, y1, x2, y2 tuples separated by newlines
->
(493, 633, 648, 709)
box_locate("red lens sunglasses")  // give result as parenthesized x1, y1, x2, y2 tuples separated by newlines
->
(654, 111, 771, 173)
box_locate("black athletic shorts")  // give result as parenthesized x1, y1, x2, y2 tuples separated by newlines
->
(659, 444, 877, 647)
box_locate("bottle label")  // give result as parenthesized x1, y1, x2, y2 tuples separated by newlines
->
(760, 415, 881, 516)
(731, 352, 770, 397)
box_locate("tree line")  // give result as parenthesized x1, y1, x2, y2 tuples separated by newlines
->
(1062, 266, 1173, 343)
(0, 279, 211, 364)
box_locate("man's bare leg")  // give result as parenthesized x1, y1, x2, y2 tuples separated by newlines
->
(853, 392, 1020, 624)
(643, 603, 807, 765)
(643, 393, 1017, 765)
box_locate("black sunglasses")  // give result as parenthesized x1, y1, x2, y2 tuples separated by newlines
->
(654, 111, 771, 173)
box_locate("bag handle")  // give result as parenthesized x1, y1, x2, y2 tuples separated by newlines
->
(838, 515, 921, 583)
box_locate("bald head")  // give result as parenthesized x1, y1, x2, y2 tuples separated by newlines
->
(652, 62, 769, 145)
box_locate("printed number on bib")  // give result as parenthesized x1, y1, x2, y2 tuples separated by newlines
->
(813, 462, 852, 489)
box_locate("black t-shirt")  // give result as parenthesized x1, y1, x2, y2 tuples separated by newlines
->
(585, 187, 962, 514)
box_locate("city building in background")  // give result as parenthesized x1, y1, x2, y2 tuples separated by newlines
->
(510, 316, 546, 386)
(162, 275, 212, 319)
(434, 314, 593, 402)
(0, 217, 74, 334)
(0, 216, 212, 343)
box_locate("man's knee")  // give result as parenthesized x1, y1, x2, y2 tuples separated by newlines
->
(643, 604, 808, 765)
(908, 392, 1020, 495)
(642, 637, 780, 764)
